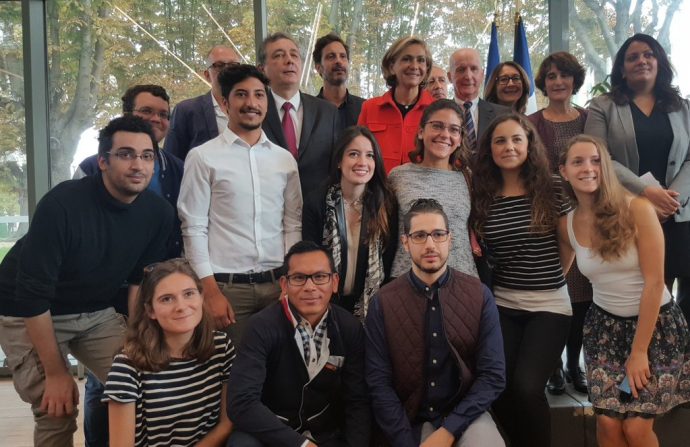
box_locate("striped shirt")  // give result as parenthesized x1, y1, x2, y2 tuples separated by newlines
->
(483, 178, 570, 291)
(103, 332, 235, 447)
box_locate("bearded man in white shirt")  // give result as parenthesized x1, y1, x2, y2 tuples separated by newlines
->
(178, 64, 302, 344)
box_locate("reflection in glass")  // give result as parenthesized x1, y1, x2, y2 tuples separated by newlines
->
(0, 1, 28, 255)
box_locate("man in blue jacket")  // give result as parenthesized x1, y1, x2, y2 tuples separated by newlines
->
(227, 241, 370, 447)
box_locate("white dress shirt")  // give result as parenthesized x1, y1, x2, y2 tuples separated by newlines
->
(271, 90, 303, 145)
(455, 95, 479, 128)
(178, 127, 302, 279)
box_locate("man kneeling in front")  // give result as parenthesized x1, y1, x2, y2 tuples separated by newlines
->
(366, 198, 506, 446)
(226, 241, 370, 447)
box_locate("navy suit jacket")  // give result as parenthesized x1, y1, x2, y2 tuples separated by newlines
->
(164, 91, 219, 160)
(263, 91, 341, 195)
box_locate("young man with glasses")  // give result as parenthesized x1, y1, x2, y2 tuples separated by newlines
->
(165, 45, 241, 160)
(227, 240, 370, 447)
(0, 115, 173, 446)
(365, 199, 506, 447)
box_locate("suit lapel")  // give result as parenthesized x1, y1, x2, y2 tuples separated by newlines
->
(263, 91, 288, 149)
(477, 99, 494, 138)
(616, 102, 639, 171)
(202, 92, 219, 139)
(299, 92, 316, 159)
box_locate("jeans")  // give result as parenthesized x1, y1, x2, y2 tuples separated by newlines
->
(84, 371, 109, 447)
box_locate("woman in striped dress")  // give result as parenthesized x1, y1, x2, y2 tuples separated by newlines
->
(104, 258, 235, 446)
(470, 113, 573, 447)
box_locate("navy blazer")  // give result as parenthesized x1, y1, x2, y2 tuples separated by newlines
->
(263, 91, 341, 195)
(164, 91, 219, 160)
(585, 94, 690, 222)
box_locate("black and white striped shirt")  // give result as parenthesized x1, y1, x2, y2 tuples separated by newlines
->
(103, 332, 235, 447)
(484, 180, 570, 291)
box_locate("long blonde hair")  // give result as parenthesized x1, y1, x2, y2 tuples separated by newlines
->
(559, 135, 636, 260)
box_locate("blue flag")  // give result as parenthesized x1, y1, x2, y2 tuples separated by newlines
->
(485, 20, 499, 87)
(513, 14, 536, 112)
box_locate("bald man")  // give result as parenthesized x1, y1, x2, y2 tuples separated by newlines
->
(448, 48, 509, 151)
(165, 45, 241, 160)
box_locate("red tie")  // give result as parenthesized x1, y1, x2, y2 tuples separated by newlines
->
(281, 102, 298, 159)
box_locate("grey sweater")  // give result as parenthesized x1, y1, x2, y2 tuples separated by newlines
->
(388, 163, 478, 278)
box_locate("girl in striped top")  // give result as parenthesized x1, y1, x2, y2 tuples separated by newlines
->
(471, 113, 573, 447)
(104, 258, 235, 446)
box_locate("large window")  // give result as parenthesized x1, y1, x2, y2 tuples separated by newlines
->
(46, 0, 255, 184)
(0, 0, 28, 260)
(569, 0, 690, 100)
(267, 0, 549, 99)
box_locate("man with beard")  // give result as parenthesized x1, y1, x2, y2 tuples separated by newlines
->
(313, 32, 365, 131)
(178, 64, 302, 344)
(365, 199, 506, 447)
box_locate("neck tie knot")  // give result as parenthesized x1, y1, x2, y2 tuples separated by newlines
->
(282, 102, 293, 112)
(463, 101, 472, 111)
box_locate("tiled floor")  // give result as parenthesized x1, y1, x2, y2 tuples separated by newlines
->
(0, 378, 85, 446)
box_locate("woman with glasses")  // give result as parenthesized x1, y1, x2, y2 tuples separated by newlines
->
(529, 51, 591, 396)
(389, 99, 478, 278)
(302, 126, 397, 320)
(559, 135, 690, 447)
(471, 113, 572, 447)
(358, 36, 434, 173)
(484, 62, 531, 114)
(104, 259, 235, 446)
(585, 34, 690, 325)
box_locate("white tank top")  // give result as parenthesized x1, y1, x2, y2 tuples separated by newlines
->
(566, 210, 672, 317)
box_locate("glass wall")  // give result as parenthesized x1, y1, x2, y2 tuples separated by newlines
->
(0, 0, 28, 261)
(267, 0, 550, 99)
(46, 0, 255, 184)
(569, 0, 690, 103)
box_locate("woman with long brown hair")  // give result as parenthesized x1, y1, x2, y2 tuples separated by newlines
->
(559, 135, 690, 447)
(471, 113, 572, 447)
(104, 259, 235, 446)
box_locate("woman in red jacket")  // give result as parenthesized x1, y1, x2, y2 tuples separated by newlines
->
(358, 36, 434, 173)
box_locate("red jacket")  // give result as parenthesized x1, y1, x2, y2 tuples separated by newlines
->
(358, 89, 434, 173)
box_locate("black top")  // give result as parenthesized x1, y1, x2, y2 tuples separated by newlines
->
(631, 101, 674, 187)
(0, 174, 174, 317)
(302, 183, 397, 311)
(316, 88, 365, 132)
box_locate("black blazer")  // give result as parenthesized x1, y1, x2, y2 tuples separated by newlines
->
(477, 98, 511, 142)
(164, 91, 219, 160)
(302, 184, 397, 310)
(263, 91, 341, 195)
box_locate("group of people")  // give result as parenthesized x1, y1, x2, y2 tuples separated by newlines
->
(0, 28, 689, 447)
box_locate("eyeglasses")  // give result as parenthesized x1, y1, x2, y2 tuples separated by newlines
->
(107, 149, 156, 162)
(208, 61, 240, 71)
(425, 121, 463, 137)
(497, 75, 522, 85)
(285, 272, 334, 286)
(133, 107, 170, 121)
(407, 230, 450, 244)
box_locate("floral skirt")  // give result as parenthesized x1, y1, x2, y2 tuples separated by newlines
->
(583, 302, 690, 418)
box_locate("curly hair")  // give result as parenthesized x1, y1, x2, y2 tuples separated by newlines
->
(328, 126, 396, 244)
(471, 113, 558, 236)
(559, 135, 636, 260)
(123, 258, 216, 372)
(407, 99, 470, 173)
(609, 33, 683, 113)
(484, 62, 531, 113)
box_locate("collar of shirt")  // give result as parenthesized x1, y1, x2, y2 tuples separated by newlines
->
(454, 95, 478, 113)
(409, 267, 451, 299)
(211, 93, 227, 118)
(272, 89, 301, 115)
(219, 125, 271, 149)
(317, 87, 350, 109)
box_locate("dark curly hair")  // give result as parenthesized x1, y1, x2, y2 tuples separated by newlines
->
(609, 33, 683, 113)
(470, 113, 558, 236)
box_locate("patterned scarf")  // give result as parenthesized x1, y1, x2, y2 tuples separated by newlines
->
(323, 184, 384, 320)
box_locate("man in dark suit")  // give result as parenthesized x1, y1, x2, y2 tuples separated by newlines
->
(258, 32, 340, 195)
(312, 32, 365, 131)
(448, 48, 510, 151)
(164, 45, 240, 160)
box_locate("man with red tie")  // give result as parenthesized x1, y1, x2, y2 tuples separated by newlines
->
(177, 64, 302, 344)
(258, 32, 341, 196)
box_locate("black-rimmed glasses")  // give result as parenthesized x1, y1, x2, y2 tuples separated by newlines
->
(406, 230, 450, 244)
(285, 272, 335, 286)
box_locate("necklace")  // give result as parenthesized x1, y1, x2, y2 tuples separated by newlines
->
(343, 196, 363, 213)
